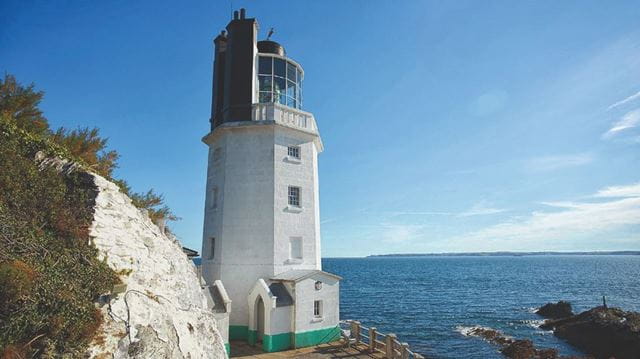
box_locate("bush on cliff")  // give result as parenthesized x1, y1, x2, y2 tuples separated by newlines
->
(0, 75, 177, 356)
(0, 74, 177, 222)
(0, 118, 119, 357)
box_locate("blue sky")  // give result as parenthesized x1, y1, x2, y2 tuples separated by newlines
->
(2, 1, 639, 257)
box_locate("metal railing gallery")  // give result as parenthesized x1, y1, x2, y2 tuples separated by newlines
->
(251, 102, 317, 132)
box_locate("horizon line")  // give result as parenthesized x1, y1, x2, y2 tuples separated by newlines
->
(321, 250, 640, 258)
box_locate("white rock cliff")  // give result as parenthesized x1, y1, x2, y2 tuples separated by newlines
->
(86, 174, 226, 358)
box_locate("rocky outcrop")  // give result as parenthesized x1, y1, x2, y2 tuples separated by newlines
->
(540, 306, 640, 359)
(536, 302, 573, 319)
(86, 174, 226, 358)
(501, 340, 560, 359)
(459, 327, 576, 359)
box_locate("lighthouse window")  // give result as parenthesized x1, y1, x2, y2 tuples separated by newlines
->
(210, 187, 218, 209)
(288, 186, 300, 207)
(290, 237, 302, 259)
(274, 77, 286, 96)
(274, 58, 286, 77)
(287, 63, 297, 82)
(257, 55, 303, 109)
(258, 56, 272, 74)
(259, 92, 272, 103)
(259, 75, 272, 91)
(209, 237, 215, 260)
(313, 300, 322, 318)
(286, 80, 296, 98)
(287, 146, 300, 159)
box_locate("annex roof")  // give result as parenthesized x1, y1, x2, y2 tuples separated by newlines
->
(182, 247, 199, 258)
(268, 283, 294, 307)
(270, 269, 342, 283)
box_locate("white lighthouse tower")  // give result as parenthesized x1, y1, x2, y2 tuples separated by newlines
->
(201, 9, 341, 353)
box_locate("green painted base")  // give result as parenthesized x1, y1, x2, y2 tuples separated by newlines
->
(263, 332, 292, 352)
(248, 330, 257, 345)
(229, 325, 249, 340)
(224, 343, 230, 357)
(231, 326, 340, 353)
(295, 326, 341, 348)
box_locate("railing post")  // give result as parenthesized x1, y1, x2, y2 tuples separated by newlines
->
(386, 333, 396, 359)
(401, 342, 410, 359)
(369, 327, 377, 352)
(350, 321, 361, 345)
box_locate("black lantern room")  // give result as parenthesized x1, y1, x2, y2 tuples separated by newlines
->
(210, 9, 304, 131)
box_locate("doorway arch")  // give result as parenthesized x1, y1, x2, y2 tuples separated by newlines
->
(247, 279, 276, 347)
(255, 296, 265, 344)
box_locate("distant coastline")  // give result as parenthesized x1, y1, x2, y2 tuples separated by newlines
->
(366, 251, 640, 258)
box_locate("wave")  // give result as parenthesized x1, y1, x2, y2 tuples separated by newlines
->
(456, 325, 483, 337)
(455, 325, 514, 340)
(521, 319, 549, 330)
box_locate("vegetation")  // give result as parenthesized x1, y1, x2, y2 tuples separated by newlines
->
(113, 181, 180, 223)
(0, 74, 176, 357)
(0, 118, 118, 357)
(52, 127, 119, 178)
(0, 74, 177, 221)
(0, 75, 49, 137)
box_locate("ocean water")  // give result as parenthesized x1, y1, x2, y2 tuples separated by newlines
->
(322, 256, 640, 358)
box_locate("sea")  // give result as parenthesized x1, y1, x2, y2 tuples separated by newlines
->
(322, 255, 640, 358)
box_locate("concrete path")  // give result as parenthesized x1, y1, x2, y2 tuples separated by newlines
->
(230, 341, 385, 358)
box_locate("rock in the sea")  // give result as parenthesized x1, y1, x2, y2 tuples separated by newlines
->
(536, 301, 573, 319)
(461, 326, 567, 358)
(540, 306, 640, 359)
(465, 327, 513, 346)
(500, 339, 559, 359)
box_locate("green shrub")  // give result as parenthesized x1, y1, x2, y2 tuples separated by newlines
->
(52, 126, 119, 178)
(0, 74, 177, 223)
(0, 74, 180, 356)
(0, 120, 119, 357)
(0, 74, 49, 137)
(121, 185, 180, 223)
(0, 260, 36, 311)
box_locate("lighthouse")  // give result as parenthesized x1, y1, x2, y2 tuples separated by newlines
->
(201, 9, 341, 353)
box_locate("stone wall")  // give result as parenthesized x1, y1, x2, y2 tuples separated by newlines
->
(86, 174, 226, 358)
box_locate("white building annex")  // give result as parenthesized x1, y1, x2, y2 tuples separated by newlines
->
(200, 8, 341, 354)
